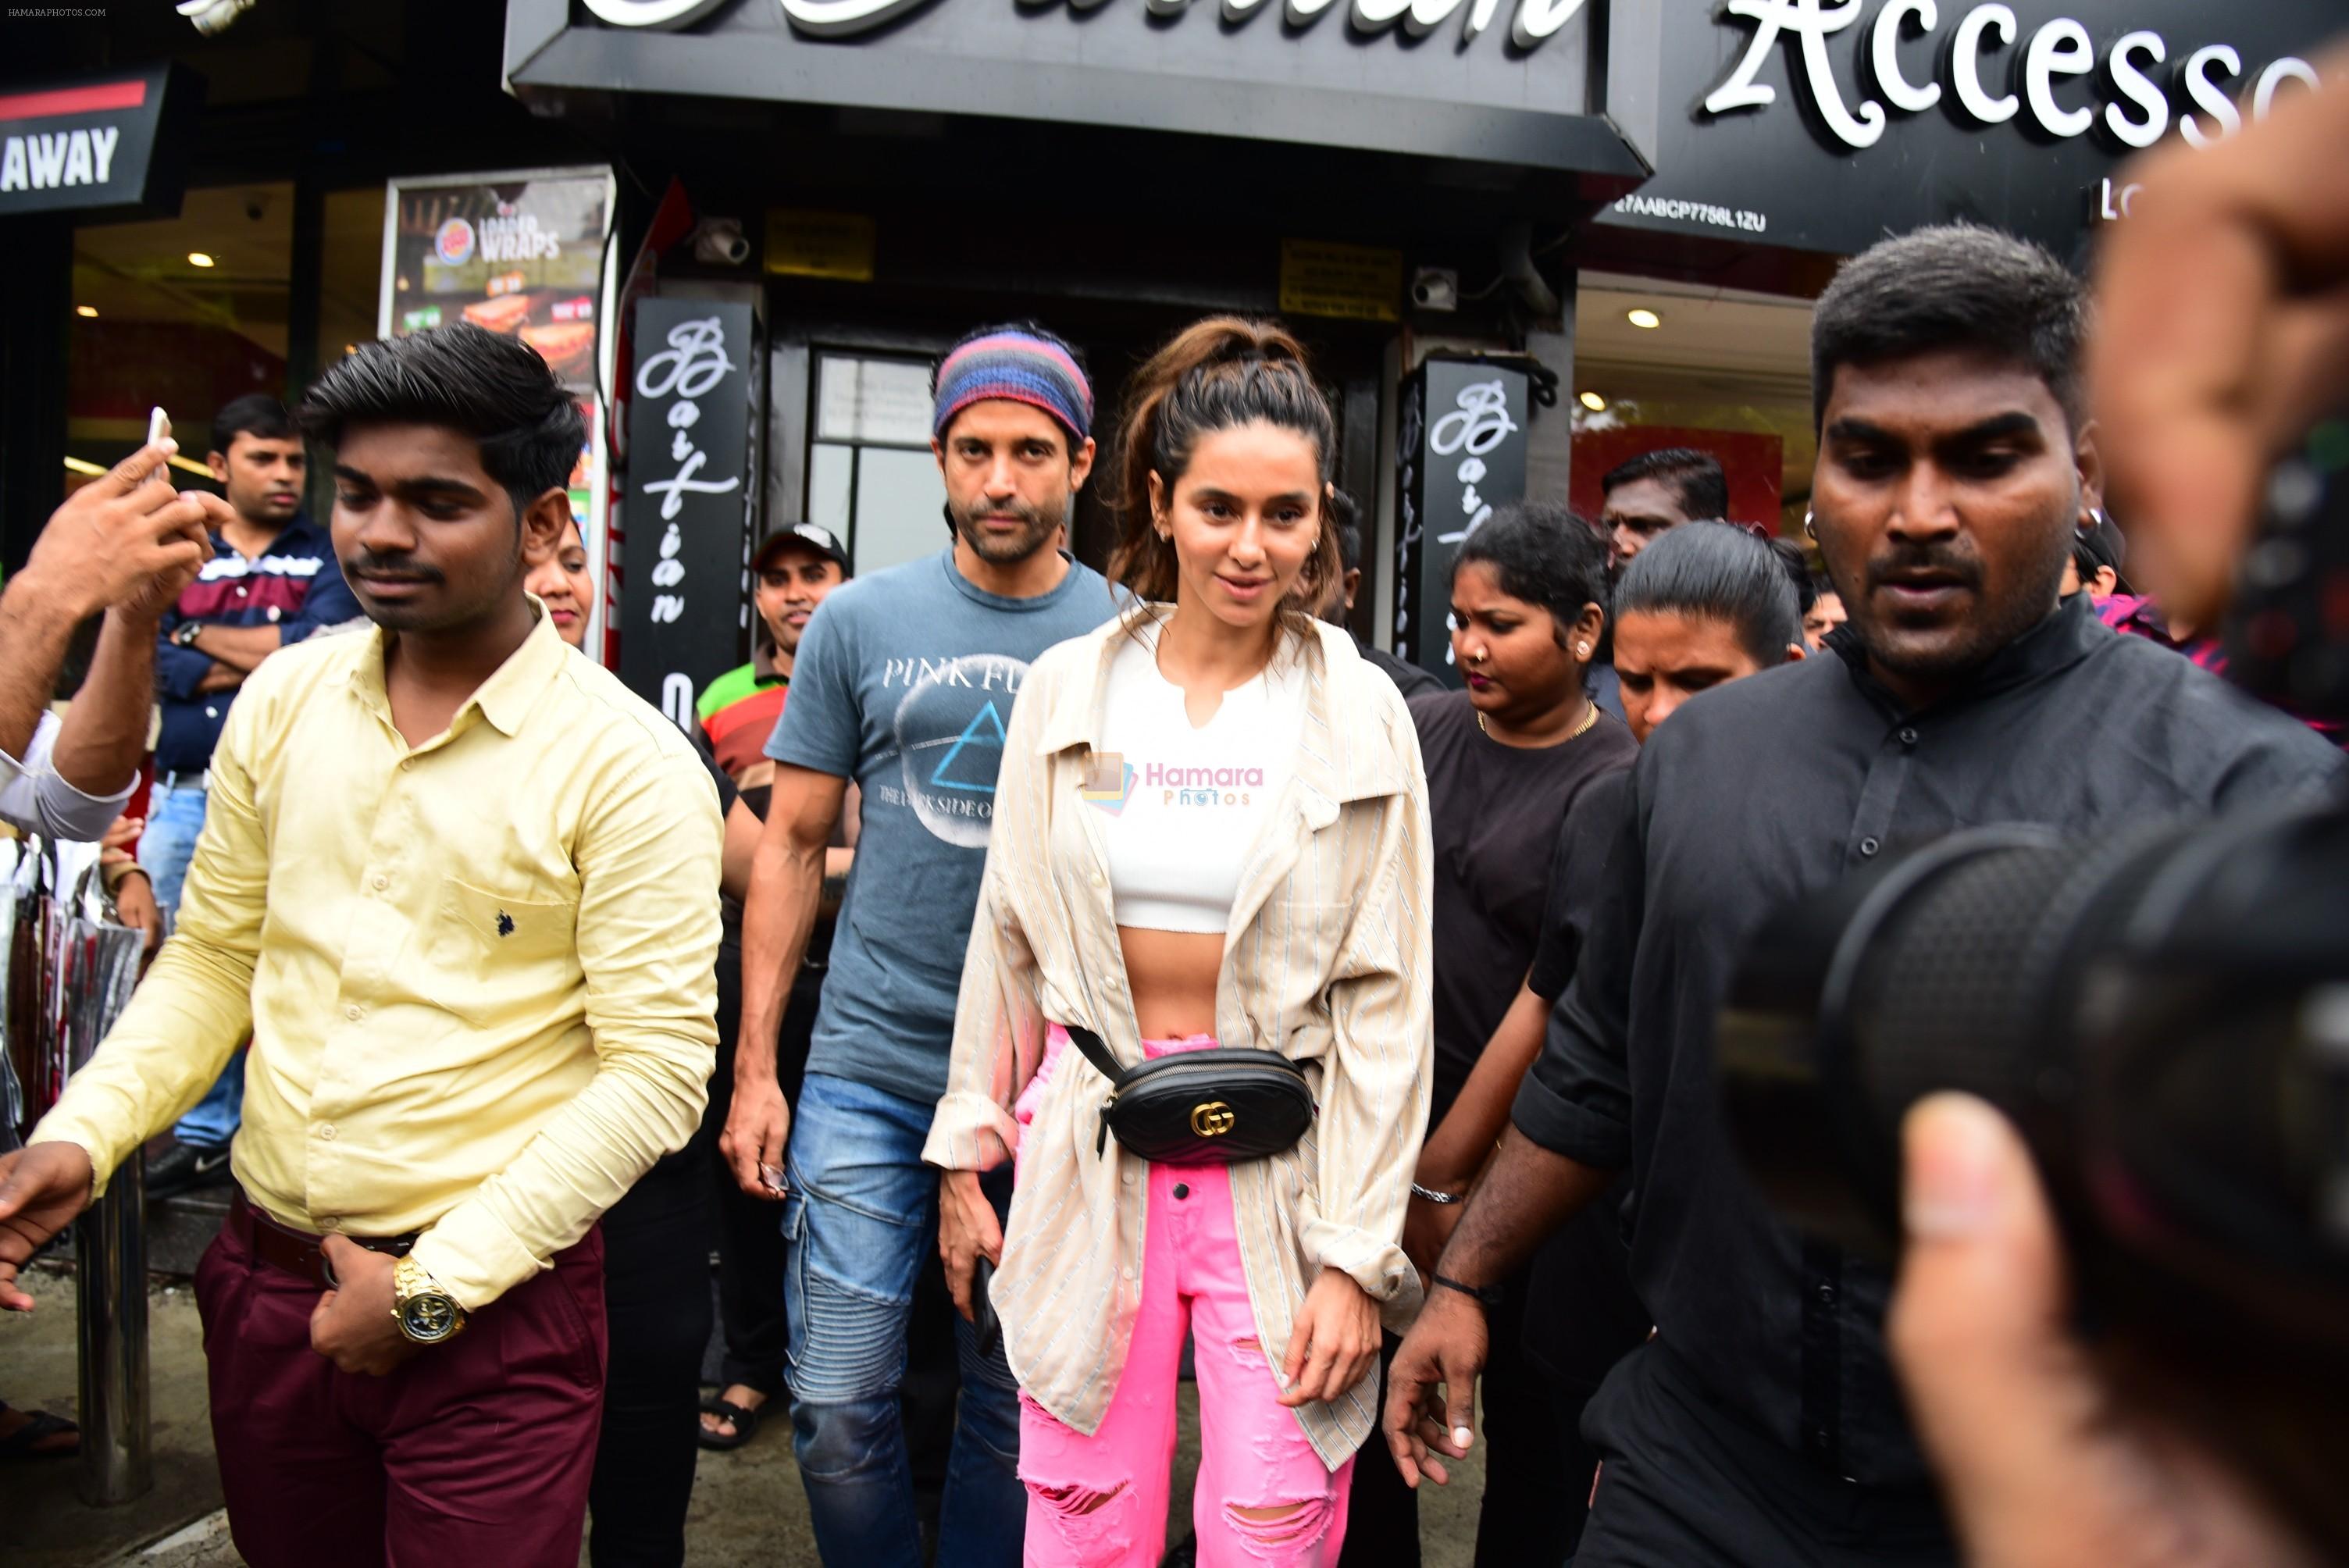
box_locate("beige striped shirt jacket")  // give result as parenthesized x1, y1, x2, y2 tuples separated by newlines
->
(923, 608, 1435, 1470)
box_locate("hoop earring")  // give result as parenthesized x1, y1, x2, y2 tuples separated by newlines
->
(1802, 508, 1816, 540)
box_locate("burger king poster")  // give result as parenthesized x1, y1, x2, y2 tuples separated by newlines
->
(378, 166, 616, 396)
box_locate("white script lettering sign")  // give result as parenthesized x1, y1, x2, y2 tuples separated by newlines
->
(1702, 0, 2322, 151)
(1397, 361, 1530, 682)
(586, 0, 1585, 51)
(620, 300, 757, 728)
(1602, 0, 2337, 256)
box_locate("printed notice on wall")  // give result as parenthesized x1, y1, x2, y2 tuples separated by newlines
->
(1278, 239, 1403, 323)
(765, 208, 877, 281)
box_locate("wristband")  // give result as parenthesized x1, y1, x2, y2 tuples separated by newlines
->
(100, 857, 146, 893)
(1428, 1271, 1503, 1309)
(1410, 1182, 1463, 1205)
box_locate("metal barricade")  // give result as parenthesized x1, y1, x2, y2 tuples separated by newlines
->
(76, 1152, 151, 1505)
(5, 836, 153, 1505)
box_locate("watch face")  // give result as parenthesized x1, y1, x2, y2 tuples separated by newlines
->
(400, 1292, 459, 1343)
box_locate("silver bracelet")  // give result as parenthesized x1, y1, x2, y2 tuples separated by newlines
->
(1410, 1181, 1463, 1206)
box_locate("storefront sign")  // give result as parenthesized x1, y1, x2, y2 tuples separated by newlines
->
(380, 167, 616, 394)
(1602, 0, 2339, 257)
(1394, 360, 1529, 682)
(1278, 241, 1403, 324)
(620, 299, 757, 726)
(0, 65, 199, 222)
(766, 208, 875, 281)
(526, 0, 1635, 176)
(585, 0, 1586, 51)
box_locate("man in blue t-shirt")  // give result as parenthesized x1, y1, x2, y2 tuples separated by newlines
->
(723, 323, 1121, 1567)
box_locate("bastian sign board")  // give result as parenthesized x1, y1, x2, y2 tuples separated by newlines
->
(0, 65, 201, 223)
(620, 299, 758, 729)
(1599, 0, 2340, 257)
(516, 0, 1644, 176)
(1394, 359, 1531, 683)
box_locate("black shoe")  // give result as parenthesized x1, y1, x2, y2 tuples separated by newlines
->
(147, 1142, 231, 1197)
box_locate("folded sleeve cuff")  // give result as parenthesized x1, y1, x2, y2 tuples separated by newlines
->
(155, 642, 212, 702)
(1299, 1215, 1423, 1329)
(1510, 1071, 1631, 1171)
(408, 1202, 546, 1314)
(36, 768, 135, 844)
(923, 1091, 1018, 1174)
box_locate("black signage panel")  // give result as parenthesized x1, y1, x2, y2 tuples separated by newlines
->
(0, 64, 200, 223)
(620, 298, 757, 729)
(1395, 358, 1531, 685)
(1599, 1, 2341, 258)
(516, 0, 1646, 179)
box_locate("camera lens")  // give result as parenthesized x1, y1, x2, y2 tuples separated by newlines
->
(1722, 804, 2349, 1328)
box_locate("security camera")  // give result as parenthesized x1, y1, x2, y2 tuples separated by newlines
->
(176, 0, 257, 35)
(1410, 267, 1460, 313)
(693, 218, 751, 268)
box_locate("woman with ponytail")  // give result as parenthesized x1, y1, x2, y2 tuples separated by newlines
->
(925, 317, 1435, 1566)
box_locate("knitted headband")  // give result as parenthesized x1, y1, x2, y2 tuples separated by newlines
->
(932, 330, 1093, 444)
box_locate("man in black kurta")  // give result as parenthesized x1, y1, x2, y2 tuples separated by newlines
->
(1384, 226, 2344, 1566)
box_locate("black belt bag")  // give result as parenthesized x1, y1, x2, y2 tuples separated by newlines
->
(1064, 1025, 1314, 1164)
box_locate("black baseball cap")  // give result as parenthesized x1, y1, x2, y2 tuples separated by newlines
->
(754, 522, 850, 575)
(2076, 511, 2130, 591)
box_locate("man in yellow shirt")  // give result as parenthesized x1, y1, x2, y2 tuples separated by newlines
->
(0, 324, 722, 1567)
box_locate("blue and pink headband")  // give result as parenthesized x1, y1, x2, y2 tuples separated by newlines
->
(932, 330, 1093, 444)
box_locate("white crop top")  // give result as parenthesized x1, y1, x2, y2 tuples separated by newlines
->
(1092, 628, 1306, 935)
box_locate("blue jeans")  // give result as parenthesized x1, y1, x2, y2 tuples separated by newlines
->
(145, 778, 244, 1152)
(784, 1071, 1023, 1568)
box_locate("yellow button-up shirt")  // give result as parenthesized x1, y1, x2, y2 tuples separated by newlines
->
(33, 610, 722, 1310)
(924, 611, 1434, 1469)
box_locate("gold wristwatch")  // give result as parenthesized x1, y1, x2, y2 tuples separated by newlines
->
(390, 1256, 468, 1345)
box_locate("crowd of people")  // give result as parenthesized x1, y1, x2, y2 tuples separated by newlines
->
(0, 59, 2344, 1568)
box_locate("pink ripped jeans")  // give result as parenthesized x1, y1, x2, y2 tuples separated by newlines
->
(1012, 1025, 1353, 1567)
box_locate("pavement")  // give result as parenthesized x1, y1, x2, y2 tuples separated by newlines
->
(2, 1218, 1487, 1567)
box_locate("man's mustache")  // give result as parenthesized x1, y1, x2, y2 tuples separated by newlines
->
(345, 554, 445, 583)
(1864, 545, 1984, 593)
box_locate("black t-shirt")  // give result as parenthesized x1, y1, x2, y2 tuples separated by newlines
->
(1408, 691, 1637, 1125)
(1528, 769, 1627, 1002)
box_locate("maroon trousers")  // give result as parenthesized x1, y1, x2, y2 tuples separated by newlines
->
(192, 1199, 608, 1568)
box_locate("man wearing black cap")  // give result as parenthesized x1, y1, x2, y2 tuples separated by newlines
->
(2062, 510, 2126, 603)
(693, 521, 854, 1454)
(697, 522, 850, 810)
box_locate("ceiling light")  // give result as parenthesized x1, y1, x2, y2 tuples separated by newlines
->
(168, 454, 214, 477)
(75, 305, 98, 318)
(1577, 390, 1607, 412)
(63, 455, 105, 476)
(187, 251, 216, 268)
(1626, 308, 1662, 330)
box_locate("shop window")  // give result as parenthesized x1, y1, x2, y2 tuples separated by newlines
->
(1569, 276, 1816, 538)
(66, 181, 295, 492)
(809, 351, 947, 576)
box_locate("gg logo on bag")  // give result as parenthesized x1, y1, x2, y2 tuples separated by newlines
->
(1190, 1102, 1236, 1138)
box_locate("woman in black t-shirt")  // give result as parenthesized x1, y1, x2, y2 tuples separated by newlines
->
(1339, 504, 1635, 1568)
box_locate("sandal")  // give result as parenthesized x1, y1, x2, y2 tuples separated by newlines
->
(697, 1395, 762, 1451)
(0, 1404, 79, 1461)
